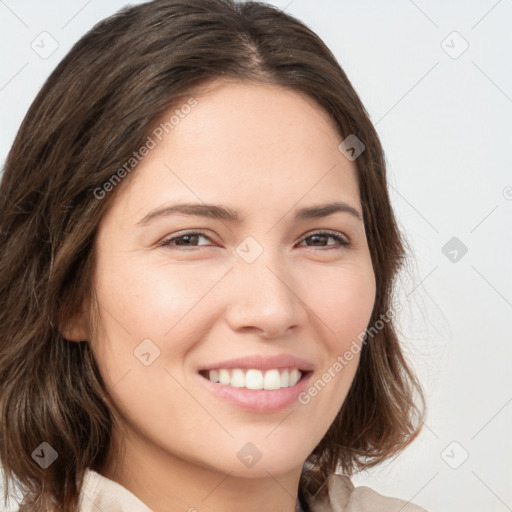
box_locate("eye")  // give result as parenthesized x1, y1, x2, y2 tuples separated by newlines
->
(160, 230, 214, 249)
(298, 230, 350, 250)
(159, 229, 351, 250)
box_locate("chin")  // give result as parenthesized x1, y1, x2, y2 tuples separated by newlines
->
(204, 438, 311, 478)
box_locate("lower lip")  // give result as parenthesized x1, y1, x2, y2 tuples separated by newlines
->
(197, 371, 313, 413)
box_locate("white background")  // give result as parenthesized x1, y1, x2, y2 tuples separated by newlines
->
(1, 1, 511, 511)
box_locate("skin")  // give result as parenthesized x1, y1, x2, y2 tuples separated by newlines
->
(65, 79, 376, 512)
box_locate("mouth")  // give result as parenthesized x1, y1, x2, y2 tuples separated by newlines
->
(198, 367, 312, 391)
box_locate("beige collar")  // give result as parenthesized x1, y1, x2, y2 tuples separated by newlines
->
(78, 468, 428, 512)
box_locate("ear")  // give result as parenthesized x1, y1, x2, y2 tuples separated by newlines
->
(59, 306, 90, 342)
(60, 321, 88, 342)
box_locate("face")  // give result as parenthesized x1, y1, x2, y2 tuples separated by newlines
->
(82, 80, 376, 485)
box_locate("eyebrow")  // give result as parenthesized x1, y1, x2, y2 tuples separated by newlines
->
(136, 200, 363, 226)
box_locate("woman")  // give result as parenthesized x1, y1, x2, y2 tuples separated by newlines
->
(0, 1, 427, 511)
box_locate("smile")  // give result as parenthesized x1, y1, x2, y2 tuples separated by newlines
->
(197, 368, 313, 413)
(199, 367, 304, 390)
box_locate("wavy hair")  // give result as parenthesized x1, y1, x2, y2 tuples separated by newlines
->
(0, 1, 425, 510)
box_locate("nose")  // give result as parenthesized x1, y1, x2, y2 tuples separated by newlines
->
(223, 250, 308, 339)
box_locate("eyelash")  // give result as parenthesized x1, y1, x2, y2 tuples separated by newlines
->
(160, 230, 351, 250)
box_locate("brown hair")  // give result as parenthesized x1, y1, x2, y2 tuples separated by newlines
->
(0, 1, 425, 510)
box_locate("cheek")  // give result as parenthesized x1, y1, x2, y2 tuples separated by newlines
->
(302, 259, 376, 341)
(295, 264, 374, 438)
(298, 260, 374, 409)
(92, 255, 216, 348)
(89, 256, 234, 409)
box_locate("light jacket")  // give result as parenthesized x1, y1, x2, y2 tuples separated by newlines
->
(78, 468, 429, 511)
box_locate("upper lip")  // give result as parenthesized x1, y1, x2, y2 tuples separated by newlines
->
(199, 354, 314, 372)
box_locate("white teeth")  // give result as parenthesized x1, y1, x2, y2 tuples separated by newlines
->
(205, 368, 304, 390)
(280, 368, 289, 388)
(289, 368, 301, 386)
(264, 369, 281, 390)
(245, 369, 263, 389)
(230, 369, 245, 388)
(218, 369, 230, 385)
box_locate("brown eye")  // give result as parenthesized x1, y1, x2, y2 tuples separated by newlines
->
(160, 230, 351, 251)
(161, 231, 214, 249)
(298, 231, 350, 249)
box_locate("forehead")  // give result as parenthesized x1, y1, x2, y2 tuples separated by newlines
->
(105, 80, 361, 224)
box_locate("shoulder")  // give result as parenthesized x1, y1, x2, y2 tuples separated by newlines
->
(307, 472, 429, 512)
